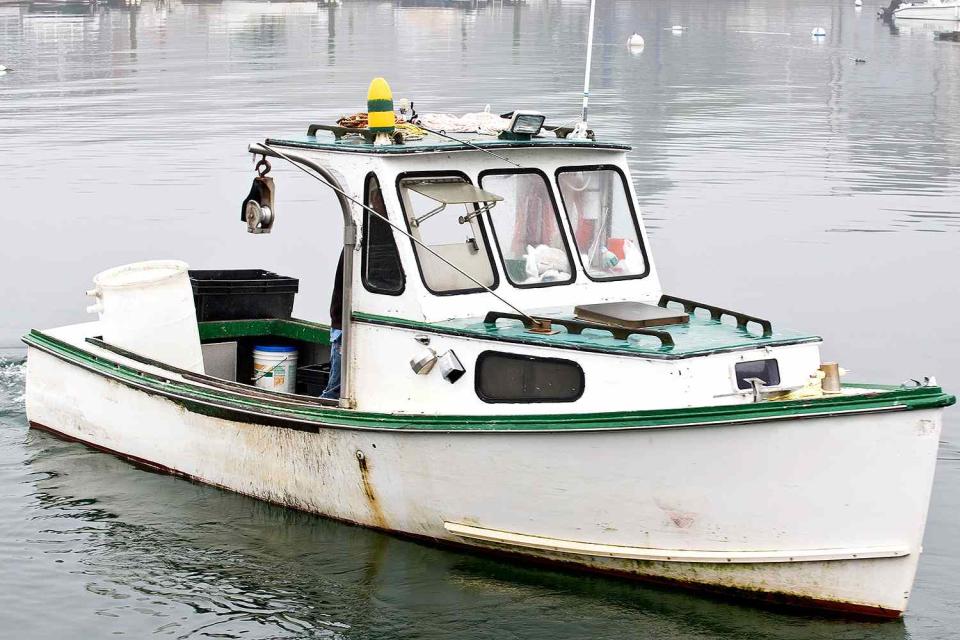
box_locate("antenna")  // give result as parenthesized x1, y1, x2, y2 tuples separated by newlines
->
(570, 0, 597, 140)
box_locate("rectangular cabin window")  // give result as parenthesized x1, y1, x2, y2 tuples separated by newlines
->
(734, 359, 781, 390)
(475, 351, 585, 403)
(556, 166, 649, 281)
(398, 175, 499, 295)
(479, 170, 575, 287)
(362, 173, 405, 295)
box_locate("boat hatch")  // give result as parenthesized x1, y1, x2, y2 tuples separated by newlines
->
(574, 301, 689, 329)
(406, 181, 502, 228)
(406, 181, 503, 206)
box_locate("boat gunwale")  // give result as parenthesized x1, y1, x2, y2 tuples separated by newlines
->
(21, 328, 955, 434)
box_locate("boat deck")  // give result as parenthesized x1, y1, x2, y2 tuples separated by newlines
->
(193, 312, 820, 359)
(22, 325, 955, 431)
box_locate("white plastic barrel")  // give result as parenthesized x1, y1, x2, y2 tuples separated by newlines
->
(87, 260, 205, 373)
(253, 345, 298, 393)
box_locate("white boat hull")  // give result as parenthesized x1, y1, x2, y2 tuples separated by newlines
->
(894, 3, 960, 19)
(27, 348, 941, 617)
(25, 345, 945, 617)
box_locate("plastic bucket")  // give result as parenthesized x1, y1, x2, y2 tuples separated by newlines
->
(87, 260, 204, 373)
(253, 345, 298, 393)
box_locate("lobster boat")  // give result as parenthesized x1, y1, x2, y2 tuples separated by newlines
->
(23, 77, 954, 619)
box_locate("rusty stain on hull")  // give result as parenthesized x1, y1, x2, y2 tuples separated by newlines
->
(355, 450, 388, 529)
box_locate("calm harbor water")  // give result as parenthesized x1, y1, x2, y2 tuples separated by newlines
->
(1, 0, 959, 637)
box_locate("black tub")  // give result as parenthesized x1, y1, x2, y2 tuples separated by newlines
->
(189, 269, 299, 321)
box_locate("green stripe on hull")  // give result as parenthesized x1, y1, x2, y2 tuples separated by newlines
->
(22, 329, 955, 433)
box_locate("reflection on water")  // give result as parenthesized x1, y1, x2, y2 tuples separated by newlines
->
(0, 0, 959, 637)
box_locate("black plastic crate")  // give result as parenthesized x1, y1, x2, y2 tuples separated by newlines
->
(189, 269, 299, 322)
(297, 363, 330, 396)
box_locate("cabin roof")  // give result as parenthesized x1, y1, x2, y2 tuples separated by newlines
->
(265, 132, 631, 156)
(354, 312, 821, 360)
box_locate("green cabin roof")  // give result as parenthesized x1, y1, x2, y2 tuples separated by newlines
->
(354, 312, 821, 360)
(265, 132, 631, 156)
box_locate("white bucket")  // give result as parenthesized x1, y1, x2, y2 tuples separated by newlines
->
(253, 345, 298, 393)
(87, 260, 204, 373)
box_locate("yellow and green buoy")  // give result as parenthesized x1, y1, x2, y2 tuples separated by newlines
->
(367, 77, 395, 145)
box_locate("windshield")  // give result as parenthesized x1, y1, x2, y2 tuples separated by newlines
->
(479, 171, 574, 287)
(557, 167, 648, 280)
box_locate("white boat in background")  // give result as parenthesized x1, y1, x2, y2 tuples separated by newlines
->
(894, 0, 960, 20)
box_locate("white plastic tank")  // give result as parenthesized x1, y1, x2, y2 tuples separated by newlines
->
(253, 345, 298, 393)
(87, 260, 205, 373)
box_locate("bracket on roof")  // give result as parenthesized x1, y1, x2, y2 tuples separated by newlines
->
(659, 294, 773, 337)
(307, 123, 404, 145)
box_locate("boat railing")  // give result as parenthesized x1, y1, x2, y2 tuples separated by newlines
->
(658, 294, 772, 337)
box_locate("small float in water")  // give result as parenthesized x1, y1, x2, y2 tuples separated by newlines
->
(23, 1, 954, 621)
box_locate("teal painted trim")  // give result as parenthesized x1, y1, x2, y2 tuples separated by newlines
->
(352, 312, 820, 360)
(265, 136, 630, 156)
(22, 329, 954, 434)
(198, 318, 331, 345)
(366, 99, 394, 112)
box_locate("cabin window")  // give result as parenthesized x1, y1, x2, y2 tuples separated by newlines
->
(398, 174, 499, 295)
(479, 170, 575, 287)
(475, 351, 585, 403)
(556, 166, 649, 281)
(362, 173, 405, 295)
(734, 359, 781, 390)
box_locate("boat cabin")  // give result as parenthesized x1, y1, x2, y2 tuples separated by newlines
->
(215, 124, 824, 414)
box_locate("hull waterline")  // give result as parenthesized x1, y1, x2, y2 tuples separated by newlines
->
(23, 343, 951, 619)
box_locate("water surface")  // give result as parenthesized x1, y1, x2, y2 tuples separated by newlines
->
(1, 0, 958, 637)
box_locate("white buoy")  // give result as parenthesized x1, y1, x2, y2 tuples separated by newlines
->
(811, 27, 827, 37)
(854, 0, 863, 6)
(627, 33, 645, 48)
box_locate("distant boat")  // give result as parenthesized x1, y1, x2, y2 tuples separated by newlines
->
(894, 0, 960, 20)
